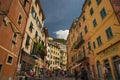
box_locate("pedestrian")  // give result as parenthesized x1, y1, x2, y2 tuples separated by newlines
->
(24, 71, 28, 80)
(80, 66, 88, 80)
(74, 68, 78, 80)
(62, 71, 65, 77)
(29, 69, 35, 80)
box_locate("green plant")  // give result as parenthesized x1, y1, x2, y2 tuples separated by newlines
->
(33, 41, 46, 60)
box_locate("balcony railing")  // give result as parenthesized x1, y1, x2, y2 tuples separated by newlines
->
(31, 42, 47, 60)
(74, 36, 85, 49)
(76, 51, 88, 63)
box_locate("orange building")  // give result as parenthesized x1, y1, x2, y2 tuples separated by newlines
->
(0, 0, 31, 79)
(67, 0, 120, 80)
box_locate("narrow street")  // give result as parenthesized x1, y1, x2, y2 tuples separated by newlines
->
(44, 76, 75, 80)
(41, 73, 75, 80)
(0, 0, 120, 80)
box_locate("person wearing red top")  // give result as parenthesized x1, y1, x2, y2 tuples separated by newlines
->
(30, 70, 34, 77)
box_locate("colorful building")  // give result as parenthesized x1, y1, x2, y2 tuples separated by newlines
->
(67, 0, 120, 80)
(59, 43, 67, 71)
(0, 0, 30, 79)
(88, 0, 120, 80)
(20, 0, 46, 77)
(47, 37, 61, 71)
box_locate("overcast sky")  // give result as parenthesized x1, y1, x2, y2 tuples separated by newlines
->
(41, 0, 85, 40)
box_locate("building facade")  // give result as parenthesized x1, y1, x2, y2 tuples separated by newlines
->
(47, 37, 62, 71)
(89, 0, 120, 80)
(0, 0, 30, 79)
(59, 43, 67, 71)
(67, 0, 120, 80)
(20, 0, 46, 76)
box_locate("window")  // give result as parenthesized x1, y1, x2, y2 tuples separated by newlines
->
(82, 46, 86, 57)
(12, 33, 17, 44)
(106, 27, 113, 39)
(93, 41, 96, 49)
(0, 64, 2, 72)
(88, 0, 91, 6)
(88, 41, 91, 50)
(97, 61, 102, 78)
(103, 59, 113, 79)
(38, 21, 42, 29)
(100, 8, 107, 20)
(90, 8, 94, 16)
(18, 15, 22, 25)
(25, 35, 30, 47)
(29, 22, 33, 32)
(84, 25, 88, 34)
(93, 19, 97, 27)
(96, 0, 101, 5)
(7, 56, 13, 64)
(82, 16, 86, 22)
(97, 36, 102, 46)
(23, 0, 29, 7)
(31, 6, 36, 19)
(79, 32, 83, 40)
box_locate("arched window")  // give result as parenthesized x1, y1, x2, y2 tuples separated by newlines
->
(97, 61, 102, 78)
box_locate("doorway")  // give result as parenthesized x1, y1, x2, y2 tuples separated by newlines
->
(114, 61, 120, 79)
(113, 55, 120, 80)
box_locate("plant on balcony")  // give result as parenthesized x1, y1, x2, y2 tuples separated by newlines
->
(33, 41, 46, 60)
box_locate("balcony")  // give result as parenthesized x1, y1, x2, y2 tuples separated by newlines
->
(76, 52, 88, 63)
(74, 36, 85, 49)
(76, 56, 88, 63)
(31, 42, 47, 60)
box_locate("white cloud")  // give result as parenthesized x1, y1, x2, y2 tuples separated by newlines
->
(54, 30, 69, 40)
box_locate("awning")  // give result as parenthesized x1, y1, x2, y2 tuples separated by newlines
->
(71, 63, 82, 69)
(55, 66, 61, 70)
(21, 49, 36, 65)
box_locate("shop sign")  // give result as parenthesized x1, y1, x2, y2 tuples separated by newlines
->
(98, 46, 118, 59)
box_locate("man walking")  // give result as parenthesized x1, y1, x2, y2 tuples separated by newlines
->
(74, 69, 78, 80)
(80, 66, 88, 80)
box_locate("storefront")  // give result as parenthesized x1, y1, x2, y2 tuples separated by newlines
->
(19, 49, 36, 75)
(95, 42, 120, 80)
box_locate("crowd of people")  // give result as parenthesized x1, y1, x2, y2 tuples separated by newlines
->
(21, 65, 112, 80)
(24, 69, 35, 80)
(23, 67, 88, 80)
(74, 66, 112, 80)
(23, 68, 68, 80)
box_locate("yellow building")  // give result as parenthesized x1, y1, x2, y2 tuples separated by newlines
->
(59, 43, 67, 71)
(86, 0, 120, 80)
(67, 5, 93, 75)
(67, 0, 120, 80)
(20, 0, 46, 76)
(67, 20, 80, 73)
(47, 37, 61, 71)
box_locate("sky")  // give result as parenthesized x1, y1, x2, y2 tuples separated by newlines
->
(41, 0, 85, 40)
